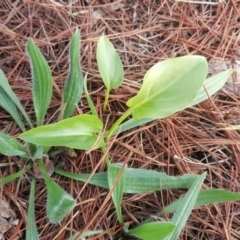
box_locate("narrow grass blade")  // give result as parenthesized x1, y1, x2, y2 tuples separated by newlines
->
(55, 168, 199, 193)
(26, 178, 39, 240)
(108, 163, 126, 223)
(124, 222, 175, 240)
(0, 69, 33, 129)
(62, 28, 83, 119)
(37, 160, 76, 223)
(164, 189, 240, 214)
(19, 115, 103, 150)
(165, 172, 206, 240)
(0, 164, 31, 186)
(0, 133, 28, 157)
(83, 73, 98, 117)
(27, 39, 53, 126)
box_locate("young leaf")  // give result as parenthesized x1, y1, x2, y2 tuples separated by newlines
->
(37, 160, 76, 223)
(96, 35, 123, 111)
(27, 39, 53, 126)
(0, 133, 28, 157)
(124, 222, 175, 240)
(165, 172, 206, 240)
(26, 178, 40, 240)
(0, 69, 33, 129)
(19, 115, 103, 150)
(126, 56, 207, 120)
(108, 163, 126, 223)
(61, 28, 83, 119)
(55, 168, 199, 193)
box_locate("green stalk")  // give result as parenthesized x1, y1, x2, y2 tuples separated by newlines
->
(106, 108, 133, 142)
(103, 89, 110, 112)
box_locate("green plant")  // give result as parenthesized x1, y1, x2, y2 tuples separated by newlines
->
(0, 29, 239, 239)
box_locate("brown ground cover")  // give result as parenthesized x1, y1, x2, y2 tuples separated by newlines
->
(0, 0, 240, 239)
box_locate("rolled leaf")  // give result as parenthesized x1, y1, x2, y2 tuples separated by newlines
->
(61, 28, 83, 119)
(19, 115, 103, 150)
(27, 39, 53, 126)
(126, 56, 207, 120)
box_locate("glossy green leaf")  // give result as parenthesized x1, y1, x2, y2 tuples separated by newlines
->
(55, 168, 199, 193)
(108, 163, 126, 223)
(19, 115, 103, 150)
(164, 189, 240, 214)
(189, 69, 234, 107)
(62, 29, 83, 119)
(37, 160, 76, 223)
(165, 172, 206, 240)
(0, 133, 28, 157)
(125, 222, 175, 240)
(27, 39, 53, 126)
(26, 178, 39, 240)
(96, 35, 123, 111)
(126, 56, 207, 120)
(0, 69, 33, 130)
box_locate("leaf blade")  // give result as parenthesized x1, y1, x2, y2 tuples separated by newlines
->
(127, 56, 207, 120)
(96, 35, 123, 91)
(26, 178, 40, 240)
(62, 28, 83, 119)
(0, 133, 28, 157)
(19, 115, 103, 150)
(108, 163, 126, 223)
(27, 38, 53, 126)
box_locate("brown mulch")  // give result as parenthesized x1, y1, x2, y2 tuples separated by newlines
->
(0, 0, 240, 239)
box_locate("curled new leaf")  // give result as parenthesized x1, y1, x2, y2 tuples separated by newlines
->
(19, 115, 103, 150)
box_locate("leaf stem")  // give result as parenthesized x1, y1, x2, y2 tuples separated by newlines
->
(103, 89, 110, 112)
(106, 108, 133, 142)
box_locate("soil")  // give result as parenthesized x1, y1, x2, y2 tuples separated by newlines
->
(0, 1, 240, 239)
